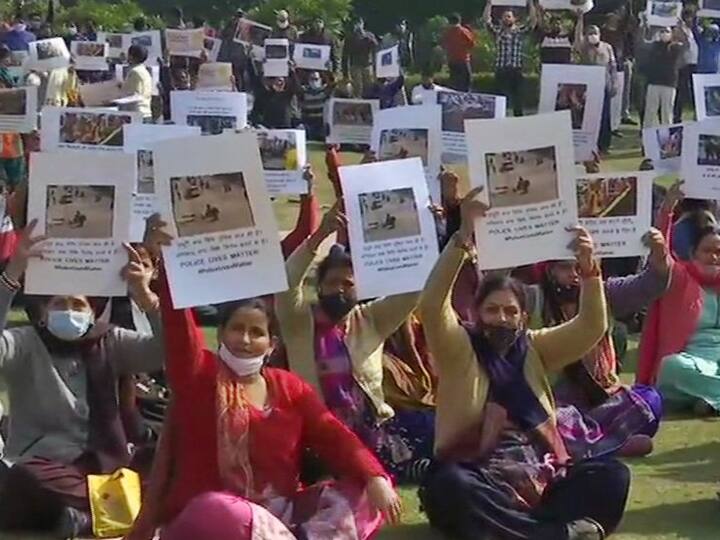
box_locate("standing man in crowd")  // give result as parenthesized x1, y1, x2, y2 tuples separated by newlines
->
(393, 19, 415, 70)
(484, 0, 537, 116)
(301, 17, 338, 74)
(441, 13, 475, 92)
(218, 9, 250, 91)
(1, 15, 35, 51)
(674, 7, 699, 123)
(342, 18, 378, 98)
(696, 23, 720, 75)
(272, 9, 299, 43)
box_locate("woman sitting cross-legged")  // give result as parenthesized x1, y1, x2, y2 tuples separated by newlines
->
(125, 216, 402, 540)
(0, 221, 165, 539)
(417, 188, 630, 540)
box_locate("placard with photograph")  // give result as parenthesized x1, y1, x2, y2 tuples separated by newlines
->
(435, 90, 506, 155)
(681, 119, 720, 200)
(466, 111, 578, 270)
(114, 63, 160, 96)
(263, 38, 290, 77)
(693, 73, 720, 121)
(539, 0, 594, 12)
(340, 158, 439, 300)
(371, 104, 443, 202)
(326, 98, 380, 145)
(576, 172, 653, 258)
(97, 32, 125, 58)
(376, 45, 400, 79)
(165, 28, 206, 58)
(70, 41, 109, 71)
(122, 31, 162, 65)
(0, 86, 37, 133)
(255, 129, 308, 195)
(78, 80, 124, 107)
(293, 43, 331, 71)
(204, 36, 222, 62)
(27, 37, 70, 71)
(233, 17, 272, 58)
(25, 151, 134, 296)
(699, 0, 720, 18)
(41, 107, 142, 153)
(539, 63, 606, 163)
(123, 124, 201, 241)
(646, 0, 683, 27)
(153, 131, 288, 308)
(611, 71, 624, 131)
(197, 62, 234, 91)
(642, 122, 685, 173)
(170, 90, 248, 135)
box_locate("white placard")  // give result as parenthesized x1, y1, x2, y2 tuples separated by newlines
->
(340, 158, 439, 300)
(79, 80, 124, 107)
(491, 0, 526, 5)
(197, 63, 234, 91)
(41, 107, 142, 153)
(539, 63, 606, 163)
(165, 28, 205, 58)
(255, 129, 307, 195)
(25, 151, 134, 296)
(293, 43, 331, 71)
(326, 98, 380, 145)
(681, 119, 720, 200)
(699, 0, 720, 18)
(0, 86, 37, 133)
(576, 172, 653, 258)
(466, 111, 578, 270)
(371, 104, 443, 203)
(170, 90, 248, 135)
(154, 132, 288, 308)
(436, 90, 506, 157)
(263, 38, 290, 77)
(376, 45, 400, 79)
(233, 18, 272, 58)
(114, 63, 160, 96)
(611, 71, 624, 131)
(642, 122, 685, 173)
(646, 0, 683, 27)
(123, 124, 202, 241)
(122, 31, 162, 65)
(204, 36, 222, 62)
(540, 0, 594, 11)
(70, 41, 109, 71)
(97, 32, 125, 58)
(27, 38, 70, 71)
(693, 73, 720, 121)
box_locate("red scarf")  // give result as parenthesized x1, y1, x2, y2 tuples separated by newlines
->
(684, 261, 720, 290)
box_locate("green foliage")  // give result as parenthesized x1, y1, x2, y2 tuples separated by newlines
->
(248, 0, 351, 32)
(56, 0, 149, 30)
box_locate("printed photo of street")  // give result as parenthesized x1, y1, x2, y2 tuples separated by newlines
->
(45, 185, 114, 239)
(485, 146, 559, 208)
(359, 188, 421, 243)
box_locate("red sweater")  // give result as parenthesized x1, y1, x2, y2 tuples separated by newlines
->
(159, 278, 385, 523)
(442, 25, 476, 63)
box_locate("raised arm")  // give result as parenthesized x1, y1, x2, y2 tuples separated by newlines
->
(483, 1, 494, 28)
(573, 12, 585, 54)
(527, 0, 539, 30)
(531, 227, 608, 372)
(280, 168, 320, 258)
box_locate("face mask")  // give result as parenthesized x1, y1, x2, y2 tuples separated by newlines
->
(552, 281, 580, 304)
(587, 34, 600, 45)
(659, 33, 671, 43)
(68, 26, 78, 36)
(47, 310, 94, 341)
(218, 343, 266, 377)
(482, 324, 522, 354)
(277, 20, 289, 29)
(319, 293, 357, 322)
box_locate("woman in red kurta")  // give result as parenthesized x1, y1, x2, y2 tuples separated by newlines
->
(125, 220, 401, 540)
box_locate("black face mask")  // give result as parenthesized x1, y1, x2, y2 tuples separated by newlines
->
(482, 324, 522, 355)
(552, 281, 580, 304)
(318, 293, 357, 322)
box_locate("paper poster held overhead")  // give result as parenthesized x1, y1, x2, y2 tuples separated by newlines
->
(97, 32, 125, 58)
(122, 31, 162, 65)
(693, 73, 720, 121)
(197, 63, 234, 91)
(293, 43, 331, 71)
(255, 129, 308, 195)
(376, 45, 400, 79)
(70, 41, 109, 71)
(165, 28, 205, 58)
(326, 98, 379, 145)
(25, 151, 134, 296)
(576, 172, 653, 258)
(153, 131, 287, 308)
(681, 119, 720, 200)
(466, 111, 579, 270)
(41, 107, 143, 153)
(0, 86, 37, 133)
(27, 38, 71, 71)
(170, 91, 248, 135)
(233, 17, 272, 58)
(263, 38, 290, 77)
(123, 124, 202, 242)
(642, 122, 685, 173)
(340, 158, 439, 300)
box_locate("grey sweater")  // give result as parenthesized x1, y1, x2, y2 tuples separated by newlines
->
(0, 284, 164, 465)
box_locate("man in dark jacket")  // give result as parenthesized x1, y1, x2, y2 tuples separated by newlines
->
(342, 18, 378, 98)
(301, 18, 338, 73)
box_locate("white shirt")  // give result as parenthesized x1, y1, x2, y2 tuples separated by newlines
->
(121, 64, 153, 117)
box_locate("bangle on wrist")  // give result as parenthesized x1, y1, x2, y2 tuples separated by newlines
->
(0, 271, 21, 292)
(579, 260, 601, 278)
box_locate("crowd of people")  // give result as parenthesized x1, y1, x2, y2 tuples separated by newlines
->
(0, 2, 716, 540)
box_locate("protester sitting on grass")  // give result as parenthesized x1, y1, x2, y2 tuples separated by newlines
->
(0, 222, 164, 539)
(638, 182, 720, 416)
(418, 188, 630, 540)
(125, 215, 402, 540)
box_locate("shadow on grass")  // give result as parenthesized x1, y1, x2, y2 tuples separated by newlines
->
(620, 498, 720, 538)
(379, 523, 444, 539)
(638, 440, 720, 484)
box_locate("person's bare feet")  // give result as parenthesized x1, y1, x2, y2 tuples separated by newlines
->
(617, 434, 654, 457)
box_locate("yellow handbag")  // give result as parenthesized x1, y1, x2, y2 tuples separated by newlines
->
(87, 468, 142, 538)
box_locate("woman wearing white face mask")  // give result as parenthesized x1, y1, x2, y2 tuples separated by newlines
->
(0, 220, 165, 538)
(125, 215, 402, 540)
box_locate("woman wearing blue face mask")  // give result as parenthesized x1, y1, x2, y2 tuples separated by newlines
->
(0, 220, 165, 539)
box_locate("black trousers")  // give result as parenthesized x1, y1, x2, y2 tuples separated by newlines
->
(448, 61, 472, 92)
(673, 63, 696, 123)
(420, 458, 630, 540)
(495, 67, 525, 116)
(598, 91, 612, 153)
